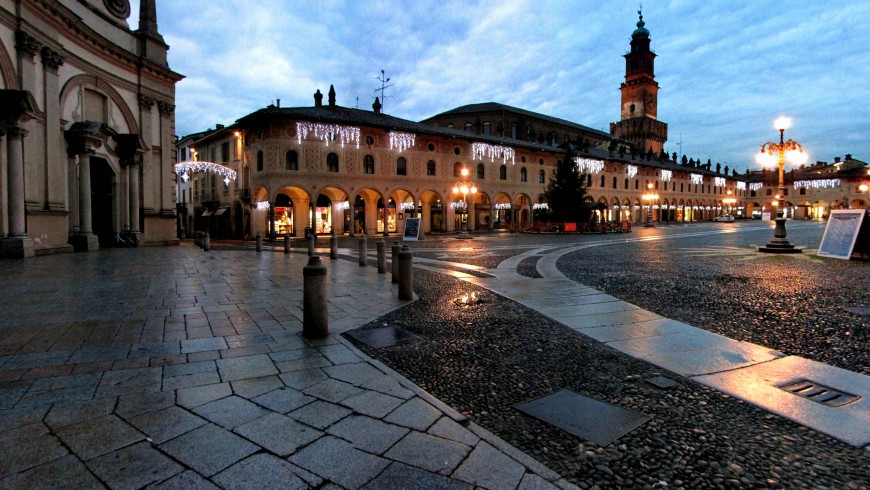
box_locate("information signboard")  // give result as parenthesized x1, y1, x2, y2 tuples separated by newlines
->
(403, 218, 421, 241)
(818, 210, 867, 259)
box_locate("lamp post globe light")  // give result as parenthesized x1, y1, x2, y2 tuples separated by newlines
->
(642, 182, 659, 228)
(757, 117, 807, 253)
(452, 167, 477, 239)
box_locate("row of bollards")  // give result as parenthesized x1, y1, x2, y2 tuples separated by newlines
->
(304, 235, 414, 341)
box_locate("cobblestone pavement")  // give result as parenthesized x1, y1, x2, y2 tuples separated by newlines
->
(0, 245, 572, 489)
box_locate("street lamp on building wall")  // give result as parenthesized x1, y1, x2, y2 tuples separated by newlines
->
(452, 167, 477, 238)
(756, 117, 807, 253)
(642, 182, 659, 227)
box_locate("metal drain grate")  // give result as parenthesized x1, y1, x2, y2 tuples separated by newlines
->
(777, 379, 860, 407)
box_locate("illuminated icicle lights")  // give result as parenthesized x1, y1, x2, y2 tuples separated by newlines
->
(749, 182, 763, 191)
(336, 201, 350, 210)
(793, 179, 841, 189)
(532, 203, 549, 210)
(472, 142, 515, 165)
(399, 202, 416, 211)
(493, 203, 512, 210)
(661, 170, 672, 182)
(174, 161, 237, 182)
(714, 177, 726, 187)
(575, 158, 605, 174)
(626, 165, 638, 179)
(451, 201, 468, 210)
(389, 132, 415, 152)
(690, 173, 704, 185)
(296, 122, 361, 148)
(736, 181, 746, 191)
(255, 201, 271, 211)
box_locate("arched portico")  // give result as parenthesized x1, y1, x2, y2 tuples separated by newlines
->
(419, 189, 445, 233)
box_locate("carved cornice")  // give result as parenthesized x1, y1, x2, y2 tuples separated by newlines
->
(40, 47, 65, 72)
(15, 31, 42, 58)
(157, 101, 175, 116)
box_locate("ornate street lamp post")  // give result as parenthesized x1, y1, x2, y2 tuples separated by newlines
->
(642, 182, 659, 228)
(757, 117, 807, 253)
(452, 167, 477, 238)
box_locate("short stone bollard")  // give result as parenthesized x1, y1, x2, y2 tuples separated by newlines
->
(203, 231, 210, 251)
(255, 232, 262, 252)
(358, 235, 367, 266)
(303, 255, 328, 339)
(330, 234, 338, 259)
(398, 244, 413, 300)
(391, 241, 399, 283)
(283, 233, 291, 254)
(377, 238, 386, 273)
(308, 234, 316, 256)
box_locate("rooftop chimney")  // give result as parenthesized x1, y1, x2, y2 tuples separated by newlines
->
(372, 97, 381, 114)
(328, 85, 336, 108)
(834, 157, 841, 163)
(314, 90, 323, 107)
(846, 154, 853, 161)
(276, 99, 280, 108)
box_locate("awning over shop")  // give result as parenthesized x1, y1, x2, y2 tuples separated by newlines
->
(201, 209, 214, 217)
(214, 207, 228, 216)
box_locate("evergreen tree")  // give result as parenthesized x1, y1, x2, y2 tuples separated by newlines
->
(544, 146, 589, 223)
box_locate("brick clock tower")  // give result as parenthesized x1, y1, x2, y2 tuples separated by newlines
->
(610, 11, 668, 154)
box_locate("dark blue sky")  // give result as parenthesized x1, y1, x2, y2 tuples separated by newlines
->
(142, 1, 870, 172)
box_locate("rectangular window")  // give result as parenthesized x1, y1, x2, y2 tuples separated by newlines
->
(221, 142, 229, 162)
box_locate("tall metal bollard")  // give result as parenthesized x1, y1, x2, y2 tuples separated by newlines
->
(308, 234, 316, 256)
(377, 238, 386, 273)
(358, 235, 367, 266)
(283, 233, 291, 254)
(303, 255, 328, 339)
(391, 242, 399, 283)
(330, 234, 338, 260)
(256, 232, 262, 252)
(203, 232, 210, 251)
(398, 245, 413, 300)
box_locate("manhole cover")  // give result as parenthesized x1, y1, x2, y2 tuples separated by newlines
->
(777, 378, 860, 407)
(515, 389, 652, 446)
(843, 306, 870, 316)
(645, 376, 679, 389)
(346, 326, 420, 349)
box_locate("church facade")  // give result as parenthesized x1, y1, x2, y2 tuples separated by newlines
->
(0, 0, 182, 258)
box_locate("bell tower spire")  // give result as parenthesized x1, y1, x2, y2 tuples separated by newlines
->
(610, 9, 668, 154)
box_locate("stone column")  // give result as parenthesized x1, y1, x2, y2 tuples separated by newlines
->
(41, 47, 64, 211)
(130, 163, 141, 232)
(7, 127, 27, 237)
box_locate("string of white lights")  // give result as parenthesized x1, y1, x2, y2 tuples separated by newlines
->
(690, 173, 704, 185)
(389, 132, 415, 152)
(736, 181, 746, 190)
(532, 203, 549, 210)
(450, 201, 468, 210)
(471, 142, 515, 165)
(749, 182, 763, 191)
(626, 165, 638, 178)
(336, 201, 350, 210)
(793, 179, 841, 189)
(399, 202, 416, 211)
(493, 203, 512, 210)
(714, 177, 726, 187)
(255, 201, 270, 211)
(661, 169, 672, 182)
(575, 158, 605, 174)
(174, 161, 237, 185)
(297, 122, 360, 148)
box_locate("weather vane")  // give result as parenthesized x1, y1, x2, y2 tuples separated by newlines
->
(374, 69, 394, 113)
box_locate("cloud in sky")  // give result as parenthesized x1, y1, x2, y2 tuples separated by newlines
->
(139, 0, 870, 172)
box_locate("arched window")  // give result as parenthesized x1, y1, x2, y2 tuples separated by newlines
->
(477, 163, 485, 179)
(256, 151, 264, 172)
(600, 175, 605, 187)
(586, 175, 592, 187)
(397, 157, 407, 176)
(327, 153, 339, 172)
(538, 170, 545, 184)
(635, 180, 639, 190)
(447, 123, 455, 129)
(464, 122, 473, 132)
(426, 160, 436, 176)
(285, 150, 298, 170)
(482, 122, 491, 135)
(453, 162, 462, 177)
(499, 165, 507, 180)
(624, 178, 629, 189)
(612, 176, 617, 189)
(520, 167, 527, 182)
(364, 155, 375, 174)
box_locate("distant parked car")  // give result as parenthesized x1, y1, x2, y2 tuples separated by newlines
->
(713, 214, 735, 222)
